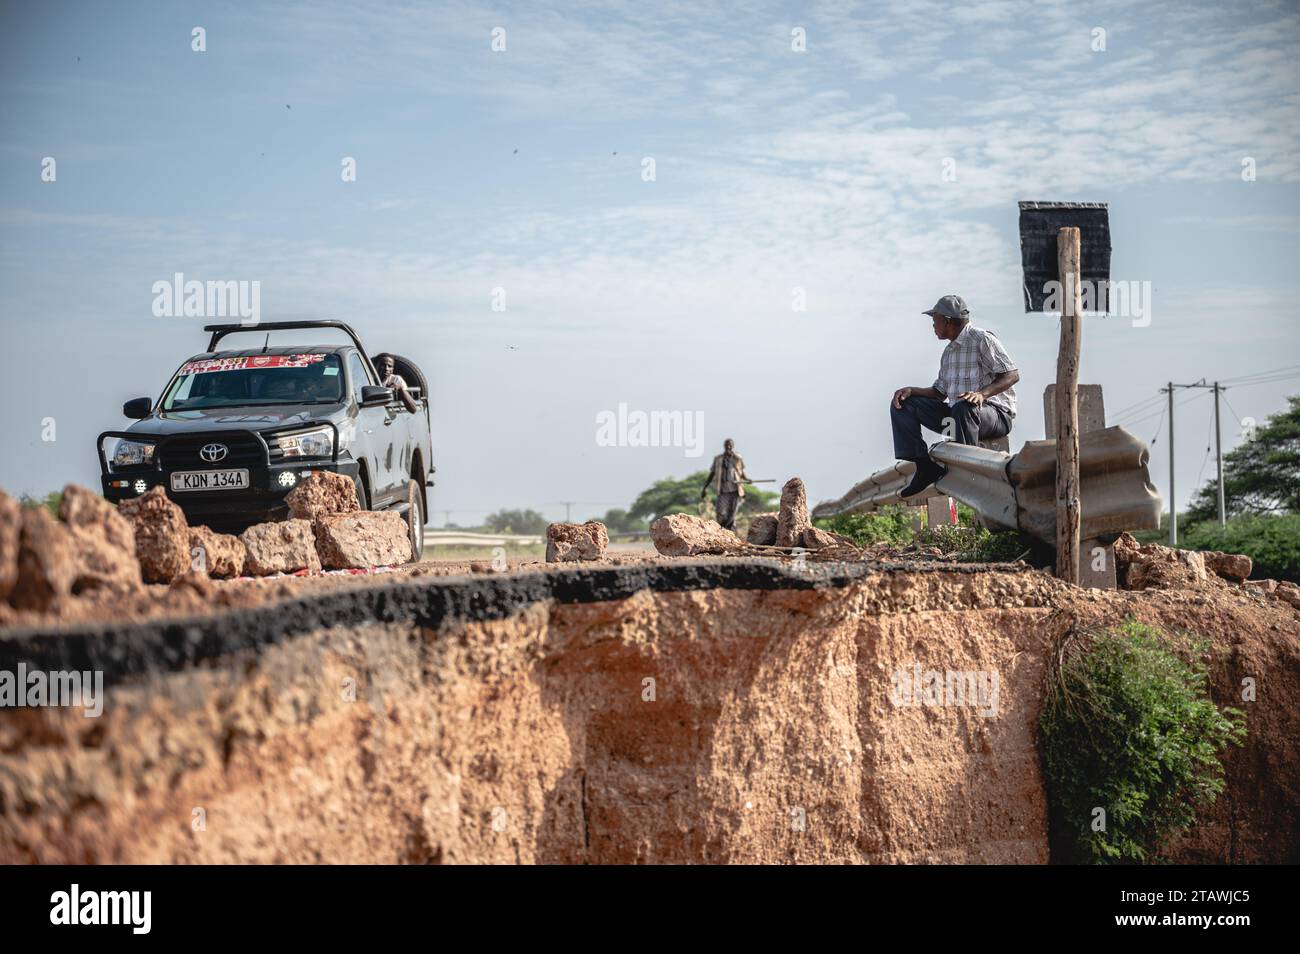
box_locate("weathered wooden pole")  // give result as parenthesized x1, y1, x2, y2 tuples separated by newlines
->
(1055, 227, 1082, 583)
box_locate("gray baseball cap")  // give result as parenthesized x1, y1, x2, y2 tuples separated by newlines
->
(923, 294, 969, 320)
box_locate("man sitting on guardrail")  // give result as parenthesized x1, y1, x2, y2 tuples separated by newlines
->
(890, 295, 1020, 498)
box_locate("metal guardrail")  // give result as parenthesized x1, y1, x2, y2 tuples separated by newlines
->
(811, 426, 1162, 545)
(809, 461, 943, 521)
(424, 530, 543, 547)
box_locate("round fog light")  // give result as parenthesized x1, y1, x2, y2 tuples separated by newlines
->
(133, 479, 148, 495)
(278, 471, 297, 488)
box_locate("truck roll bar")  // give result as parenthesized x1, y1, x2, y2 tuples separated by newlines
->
(203, 320, 369, 356)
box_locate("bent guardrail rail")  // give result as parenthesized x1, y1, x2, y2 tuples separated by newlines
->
(809, 461, 944, 520)
(812, 425, 1162, 545)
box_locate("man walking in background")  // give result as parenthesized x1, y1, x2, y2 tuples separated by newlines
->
(890, 295, 1020, 498)
(700, 438, 751, 531)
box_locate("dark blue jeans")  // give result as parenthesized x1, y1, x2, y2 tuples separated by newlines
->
(891, 396, 1012, 461)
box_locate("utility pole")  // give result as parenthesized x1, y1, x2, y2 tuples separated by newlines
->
(1161, 379, 1228, 543)
(560, 501, 574, 522)
(1167, 382, 1176, 545)
(1213, 382, 1226, 526)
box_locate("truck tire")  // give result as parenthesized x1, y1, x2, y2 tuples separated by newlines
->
(352, 472, 371, 511)
(405, 478, 424, 561)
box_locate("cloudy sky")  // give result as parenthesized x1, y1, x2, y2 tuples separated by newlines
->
(2, 0, 1298, 523)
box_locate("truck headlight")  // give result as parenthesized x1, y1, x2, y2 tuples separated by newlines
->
(276, 426, 334, 459)
(112, 439, 156, 467)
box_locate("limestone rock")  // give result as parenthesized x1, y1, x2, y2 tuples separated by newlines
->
(241, 519, 321, 575)
(285, 471, 360, 522)
(314, 511, 411, 569)
(801, 526, 856, 550)
(118, 487, 190, 583)
(1125, 545, 1207, 591)
(0, 491, 19, 602)
(58, 484, 141, 594)
(650, 513, 743, 557)
(189, 525, 246, 578)
(776, 478, 811, 548)
(11, 507, 78, 611)
(1203, 550, 1253, 583)
(1277, 581, 1300, 610)
(545, 521, 609, 563)
(745, 513, 778, 546)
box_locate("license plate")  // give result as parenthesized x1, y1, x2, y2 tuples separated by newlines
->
(170, 469, 250, 492)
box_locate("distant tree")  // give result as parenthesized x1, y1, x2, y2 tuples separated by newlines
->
(19, 491, 61, 518)
(483, 508, 549, 535)
(627, 471, 778, 524)
(600, 507, 643, 534)
(1186, 395, 1300, 523)
(628, 472, 709, 524)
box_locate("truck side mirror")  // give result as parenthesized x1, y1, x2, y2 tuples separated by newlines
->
(123, 397, 153, 419)
(360, 385, 394, 407)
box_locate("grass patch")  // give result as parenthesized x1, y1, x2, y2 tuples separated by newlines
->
(816, 503, 1030, 563)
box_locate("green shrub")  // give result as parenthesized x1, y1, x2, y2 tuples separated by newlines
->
(816, 505, 915, 546)
(816, 504, 1028, 563)
(1039, 619, 1246, 864)
(915, 524, 1031, 562)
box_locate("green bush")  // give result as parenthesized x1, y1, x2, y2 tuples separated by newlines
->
(816, 505, 915, 546)
(1179, 514, 1300, 584)
(916, 524, 1031, 563)
(1039, 619, 1246, 864)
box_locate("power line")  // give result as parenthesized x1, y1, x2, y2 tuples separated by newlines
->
(1224, 373, 1300, 389)
(1194, 400, 1215, 489)
(1128, 389, 1209, 432)
(1110, 392, 1166, 421)
(1148, 402, 1167, 447)
(1220, 364, 1300, 385)
(1221, 393, 1246, 428)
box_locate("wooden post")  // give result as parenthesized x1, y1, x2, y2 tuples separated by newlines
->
(1055, 227, 1082, 583)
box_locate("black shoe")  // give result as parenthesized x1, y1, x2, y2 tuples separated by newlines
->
(900, 459, 945, 498)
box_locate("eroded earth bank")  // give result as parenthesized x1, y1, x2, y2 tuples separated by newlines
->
(1, 559, 1297, 864)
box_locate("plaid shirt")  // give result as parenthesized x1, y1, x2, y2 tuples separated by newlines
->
(932, 324, 1018, 417)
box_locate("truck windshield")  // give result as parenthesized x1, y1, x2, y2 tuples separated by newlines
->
(162, 354, 345, 410)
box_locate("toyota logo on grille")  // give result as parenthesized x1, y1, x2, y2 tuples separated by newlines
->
(200, 443, 229, 463)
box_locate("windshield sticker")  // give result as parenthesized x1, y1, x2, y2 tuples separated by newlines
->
(322, 366, 339, 375)
(179, 354, 327, 375)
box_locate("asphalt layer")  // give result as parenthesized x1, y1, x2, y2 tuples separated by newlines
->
(0, 557, 1031, 686)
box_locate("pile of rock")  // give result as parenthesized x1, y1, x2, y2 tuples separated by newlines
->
(118, 487, 246, 582)
(1113, 532, 1252, 590)
(1111, 532, 1299, 610)
(0, 475, 417, 616)
(651, 478, 855, 557)
(285, 471, 411, 570)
